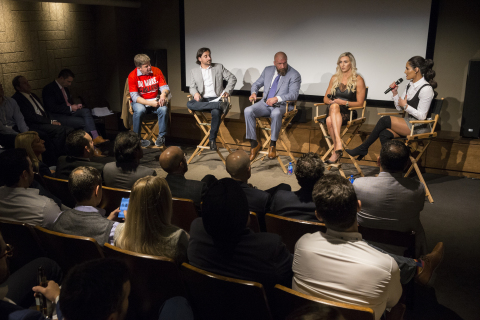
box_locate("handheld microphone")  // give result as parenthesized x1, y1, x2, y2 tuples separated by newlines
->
(327, 94, 337, 100)
(384, 78, 403, 94)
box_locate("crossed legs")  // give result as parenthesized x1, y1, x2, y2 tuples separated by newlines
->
(325, 103, 344, 162)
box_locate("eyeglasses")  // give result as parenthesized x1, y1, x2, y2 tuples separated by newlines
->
(0, 244, 13, 259)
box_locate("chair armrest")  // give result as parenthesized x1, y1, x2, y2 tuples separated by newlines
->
(314, 103, 327, 106)
(314, 115, 327, 121)
(187, 94, 192, 101)
(378, 111, 404, 116)
(285, 100, 297, 113)
(409, 119, 435, 124)
(348, 106, 364, 110)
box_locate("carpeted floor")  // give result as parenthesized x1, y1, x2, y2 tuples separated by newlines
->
(139, 145, 480, 320)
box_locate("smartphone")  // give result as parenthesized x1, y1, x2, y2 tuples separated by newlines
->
(119, 198, 129, 219)
(36, 267, 48, 316)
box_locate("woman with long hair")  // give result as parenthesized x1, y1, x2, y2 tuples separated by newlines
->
(15, 131, 52, 177)
(323, 52, 366, 164)
(114, 176, 188, 263)
(346, 56, 437, 160)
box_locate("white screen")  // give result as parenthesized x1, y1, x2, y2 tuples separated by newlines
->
(184, 0, 432, 101)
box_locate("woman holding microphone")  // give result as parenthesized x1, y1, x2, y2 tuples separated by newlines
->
(346, 56, 437, 160)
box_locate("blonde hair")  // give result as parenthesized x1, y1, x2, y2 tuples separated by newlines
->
(116, 176, 178, 257)
(134, 54, 150, 67)
(331, 52, 358, 95)
(15, 131, 42, 173)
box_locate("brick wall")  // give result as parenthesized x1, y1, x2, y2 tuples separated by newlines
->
(0, 0, 101, 106)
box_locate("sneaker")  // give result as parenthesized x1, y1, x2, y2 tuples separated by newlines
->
(155, 136, 165, 147)
(140, 139, 151, 147)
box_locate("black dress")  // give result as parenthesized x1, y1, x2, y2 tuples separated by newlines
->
(327, 84, 358, 126)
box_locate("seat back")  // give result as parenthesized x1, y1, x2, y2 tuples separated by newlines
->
(181, 263, 272, 320)
(103, 244, 185, 320)
(427, 98, 444, 132)
(42, 176, 76, 208)
(98, 186, 131, 214)
(265, 214, 326, 253)
(171, 197, 198, 232)
(358, 225, 416, 258)
(34, 226, 104, 274)
(0, 220, 45, 273)
(248, 212, 261, 233)
(273, 285, 375, 320)
(360, 87, 369, 118)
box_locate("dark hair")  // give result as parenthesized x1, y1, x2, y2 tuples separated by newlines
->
(0, 149, 30, 187)
(69, 166, 102, 203)
(407, 56, 437, 96)
(12, 75, 23, 92)
(202, 178, 249, 243)
(114, 131, 141, 163)
(196, 47, 211, 65)
(312, 175, 357, 231)
(379, 140, 410, 172)
(295, 153, 325, 190)
(66, 130, 89, 157)
(58, 68, 75, 79)
(59, 258, 130, 320)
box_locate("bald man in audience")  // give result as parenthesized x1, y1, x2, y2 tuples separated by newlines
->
(159, 146, 207, 209)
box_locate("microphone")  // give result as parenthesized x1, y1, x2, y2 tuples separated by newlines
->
(384, 78, 403, 94)
(327, 94, 337, 100)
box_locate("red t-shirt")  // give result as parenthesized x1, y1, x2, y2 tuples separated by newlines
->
(128, 66, 167, 100)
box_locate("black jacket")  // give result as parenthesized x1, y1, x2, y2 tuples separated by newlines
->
(42, 80, 73, 115)
(11, 91, 51, 125)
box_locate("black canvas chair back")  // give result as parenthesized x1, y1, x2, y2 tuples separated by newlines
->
(427, 98, 444, 120)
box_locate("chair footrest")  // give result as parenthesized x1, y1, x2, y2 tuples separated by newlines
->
(325, 163, 342, 168)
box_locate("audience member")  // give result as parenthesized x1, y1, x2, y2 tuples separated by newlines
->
(271, 152, 325, 221)
(354, 140, 427, 256)
(188, 178, 293, 298)
(115, 176, 189, 264)
(51, 167, 120, 246)
(0, 82, 29, 149)
(103, 131, 156, 189)
(55, 129, 111, 180)
(12, 75, 73, 161)
(159, 146, 207, 209)
(0, 149, 61, 227)
(292, 175, 444, 319)
(42, 69, 108, 146)
(15, 131, 52, 177)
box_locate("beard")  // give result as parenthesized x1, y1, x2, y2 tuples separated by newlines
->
(277, 67, 287, 76)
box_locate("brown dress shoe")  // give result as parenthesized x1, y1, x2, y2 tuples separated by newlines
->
(249, 143, 262, 162)
(93, 148, 105, 157)
(268, 146, 276, 159)
(415, 242, 444, 286)
(92, 136, 109, 145)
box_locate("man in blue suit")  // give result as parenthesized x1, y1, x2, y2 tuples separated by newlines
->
(246, 52, 301, 161)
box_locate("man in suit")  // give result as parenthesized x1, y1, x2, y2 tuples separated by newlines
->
(11, 75, 73, 160)
(271, 152, 325, 222)
(55, 129, 113, 180)
(354, 140, 428, 256)
(188, 47, 236, 150)
(246, 52, 301, 160)
(188, 178, 293, 300)
(128, 54, 170, 148)
(159, 146, 207, 209)
(42, 69, 107, 147)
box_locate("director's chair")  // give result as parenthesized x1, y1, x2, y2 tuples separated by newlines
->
(250, 98, 298, 174)
(378, 98, 444, 203)
(186, 95, 233, 165)
(314, 87, 369, 178)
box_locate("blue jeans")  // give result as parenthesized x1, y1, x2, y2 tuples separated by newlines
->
(132, 102, 168, 138)
(186, 97, 223, 140)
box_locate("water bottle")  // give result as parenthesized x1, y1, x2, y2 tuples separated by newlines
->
(287, 162, 293, 175)
(349, 175, 355, 184)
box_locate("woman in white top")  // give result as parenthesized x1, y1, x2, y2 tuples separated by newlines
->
(346, 56, 437, 160)
(114, 176, 189, 264)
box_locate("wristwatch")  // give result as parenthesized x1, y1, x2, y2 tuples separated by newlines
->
(346, 101, 349, 108)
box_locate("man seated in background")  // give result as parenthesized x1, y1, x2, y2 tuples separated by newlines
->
(188, 178, 293, 299)
(159, 146, 207, 209)
(55, 130, 113, 180)
(354, 140, 427, 256)
(271, 152, 324, 222)
(103, 131, 156, 190)
(0, 149, 61, 228)
(293, 175, 444, 319)
(51, 166, 120, 246)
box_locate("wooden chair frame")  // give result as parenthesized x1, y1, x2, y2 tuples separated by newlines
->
(128, 99, 170, 148)
(314, 88, 369, 178)
(250, 98, 298, 174)
(42, 175, 76, 208)
(171, 197, 198, 232)
(377, 98, 444, 203)
(186, 95, 233, 165)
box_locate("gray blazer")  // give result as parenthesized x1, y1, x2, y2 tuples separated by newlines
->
(251, 65, 301, 107)
(189, 63, 237, 97)
(353, 171, 427, 257)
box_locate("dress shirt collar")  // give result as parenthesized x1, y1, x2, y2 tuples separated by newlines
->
(137, 68, 153, 76)
(55, 80, 63, 89)
(325, 228, 362, 241)
(378, 171, 404, 178)
(75, 205, 106, 216)
(20, 92, 32, 99)
(410, 77, 428, 89)
(200, 65, 212, 70)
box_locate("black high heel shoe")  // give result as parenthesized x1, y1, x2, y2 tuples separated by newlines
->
(345, 146, 368, 161)
(325, 150, 343, 164)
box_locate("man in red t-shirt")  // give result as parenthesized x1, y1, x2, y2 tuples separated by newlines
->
(128, 54, 170, 147)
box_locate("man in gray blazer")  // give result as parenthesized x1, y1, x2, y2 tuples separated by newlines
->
(188, 47, 237, 150)
(353, 140, 427, 257)
(246, 52, 301, 160)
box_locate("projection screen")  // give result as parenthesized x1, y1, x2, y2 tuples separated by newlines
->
(183, 0, 434, 103)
